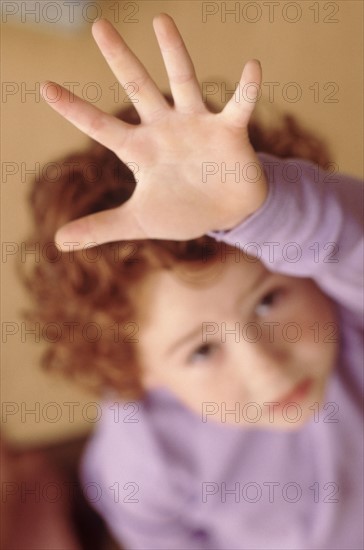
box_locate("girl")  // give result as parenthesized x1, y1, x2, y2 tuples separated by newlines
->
(23, 14, 363, 550)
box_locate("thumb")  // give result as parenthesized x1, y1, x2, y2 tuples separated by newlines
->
(54, 201, 147, 250)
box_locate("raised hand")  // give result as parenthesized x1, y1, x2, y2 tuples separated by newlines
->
(41, 14, 267, 248)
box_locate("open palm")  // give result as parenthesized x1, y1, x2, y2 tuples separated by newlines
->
(41, 15, 267, 248)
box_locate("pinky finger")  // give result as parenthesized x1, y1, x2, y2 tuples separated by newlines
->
(220, 59, 262, 129)
(40, 81, 130, 152)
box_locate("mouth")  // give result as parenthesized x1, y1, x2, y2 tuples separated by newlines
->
(275, 378, 313, 407)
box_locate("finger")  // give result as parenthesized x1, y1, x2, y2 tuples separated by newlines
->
(153, 14, 205, 114)
(54, 200, 148, 250)
(220, 59, 262, 128)
(41, 81, 131, 153)
(92, 19, 170, 123)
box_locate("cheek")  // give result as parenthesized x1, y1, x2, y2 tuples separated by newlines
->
(289, 288, 339, 374)
(188, 369, 251, 412)
(268, 280, 337, 373)
(288, 280, 338, 333)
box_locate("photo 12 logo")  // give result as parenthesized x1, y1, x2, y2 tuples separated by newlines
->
(2, 479, 140, 504)
(1, 1, 140, 25)
(201, 480, 340, 504)
(201, 2, 340, 24)
(1, 81, 140, 105)
(201, 80, 340, 104)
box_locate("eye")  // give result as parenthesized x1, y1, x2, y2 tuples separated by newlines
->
(255, 288, 282, 317)
(188, 343, 218, 365)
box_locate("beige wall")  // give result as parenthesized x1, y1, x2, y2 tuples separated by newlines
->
(2, 0, 363, 447)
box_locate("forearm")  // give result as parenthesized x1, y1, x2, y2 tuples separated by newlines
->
(208, 153, 364, 319)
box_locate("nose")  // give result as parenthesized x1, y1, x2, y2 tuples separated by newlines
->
(229, 327, 290, 388)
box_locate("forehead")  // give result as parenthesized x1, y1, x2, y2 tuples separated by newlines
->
(137, 254, 269, 327)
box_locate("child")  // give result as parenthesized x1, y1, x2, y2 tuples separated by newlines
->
(23, 14, 362, 550)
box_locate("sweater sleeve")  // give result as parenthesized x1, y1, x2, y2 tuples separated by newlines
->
(207, 153, 363, 324)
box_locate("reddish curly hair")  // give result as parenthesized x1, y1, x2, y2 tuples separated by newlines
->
(18, 97, 332, 399)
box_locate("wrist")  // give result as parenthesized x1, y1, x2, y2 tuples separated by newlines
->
(215, 174, 268, 233)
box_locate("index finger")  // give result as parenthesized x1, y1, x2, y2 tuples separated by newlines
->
(40, 81, 131, 153)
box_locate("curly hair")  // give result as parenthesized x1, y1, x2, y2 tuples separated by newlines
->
(18, 96, 333, 399)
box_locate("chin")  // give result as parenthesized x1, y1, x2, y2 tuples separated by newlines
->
(265, 411, 313, 431)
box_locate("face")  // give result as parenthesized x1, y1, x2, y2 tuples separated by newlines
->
(136, 252, 339, 430)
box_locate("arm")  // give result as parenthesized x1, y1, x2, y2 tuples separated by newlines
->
(41, 14, 362, 319)
(208, 152, 363, 320)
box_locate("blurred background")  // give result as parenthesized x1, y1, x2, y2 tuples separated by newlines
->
(1, 0, 363, 547)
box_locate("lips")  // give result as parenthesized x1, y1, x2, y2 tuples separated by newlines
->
(275, 378, 313, 406)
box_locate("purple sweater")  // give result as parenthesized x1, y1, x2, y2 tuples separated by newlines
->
(80, 153, 363, 549)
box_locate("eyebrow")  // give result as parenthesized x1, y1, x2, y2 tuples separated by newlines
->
(164, 270, 268, 358)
